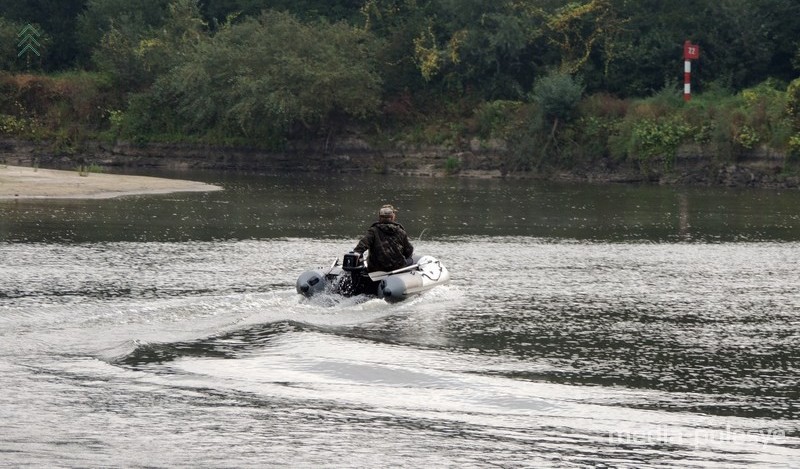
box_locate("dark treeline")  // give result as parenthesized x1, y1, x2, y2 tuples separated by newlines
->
(1, 0, 800, 174)
(3, 0, 799, 94)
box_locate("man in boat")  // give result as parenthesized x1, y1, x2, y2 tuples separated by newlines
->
(353, 204, 414, 274)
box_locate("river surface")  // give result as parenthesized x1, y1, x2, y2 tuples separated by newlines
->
(1, 171, 799, 468)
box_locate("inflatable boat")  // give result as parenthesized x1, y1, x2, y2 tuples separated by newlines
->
(296, 252, 450, 303)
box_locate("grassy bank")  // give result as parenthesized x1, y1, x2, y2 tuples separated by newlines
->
(399, 77, 800, 178)
(1, 71, 799, 183)
(0, 71, 123, 153)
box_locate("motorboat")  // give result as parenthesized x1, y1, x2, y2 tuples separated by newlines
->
(296, 251, 450, 303)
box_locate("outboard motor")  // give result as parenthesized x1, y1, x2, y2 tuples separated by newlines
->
(342, 251, 363, 272)
(338, 251, 378, 296)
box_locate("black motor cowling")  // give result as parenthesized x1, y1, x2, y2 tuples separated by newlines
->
(338, 251, 381, 296)
(342, 251, 364, 271)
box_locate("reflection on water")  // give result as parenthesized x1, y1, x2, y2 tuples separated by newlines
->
(2, 170, 800, 242)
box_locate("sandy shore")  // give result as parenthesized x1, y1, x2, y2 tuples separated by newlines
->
(0, 165, 222, 200)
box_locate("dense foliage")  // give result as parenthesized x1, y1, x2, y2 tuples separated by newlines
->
(125, 10, 381, 147)
(1, 0, 799, 171)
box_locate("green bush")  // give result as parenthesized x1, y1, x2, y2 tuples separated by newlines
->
(789, 134, 800, 155)
(0, 71, 117, 140)
(132, 10, 382, 146)
(0, 114, 36, 136)
(444, 156, 461, 173)
(530, 71, 584, 124)
(473, 100, 523, 139)
(787, 78, 800, 130)
(630, 118, 692, 168)
(570, 115, 619, 160)
(578, 93, 629, 119)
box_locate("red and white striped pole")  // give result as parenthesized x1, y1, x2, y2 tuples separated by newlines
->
(683, 40, 700, 102)
(684, 58, 691, 101)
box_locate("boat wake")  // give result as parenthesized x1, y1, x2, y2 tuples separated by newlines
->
(98, 283, 462, 367)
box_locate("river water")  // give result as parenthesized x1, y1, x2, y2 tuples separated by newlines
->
(1, 171, 799, 468)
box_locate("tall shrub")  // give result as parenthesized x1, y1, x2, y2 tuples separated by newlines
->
(530, 71, 584, 125)
(128, 10, 382, 146)
(787, 78, 800, 157)
(508, 71, 583, 169)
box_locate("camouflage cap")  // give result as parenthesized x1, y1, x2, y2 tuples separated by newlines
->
(379, 204, 396, 216)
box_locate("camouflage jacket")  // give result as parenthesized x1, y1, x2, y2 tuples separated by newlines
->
(354, 222, 414, 272)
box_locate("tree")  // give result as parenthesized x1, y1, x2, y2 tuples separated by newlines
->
(89, 0, 206, 89)
(595, 0, 701, 96)
(702, 0, 800, 88)
(199, 0, 365, 25)
(531, 71, 583, 124)
(0, 0, 86, 70)
(360, 0, 433, 97)
(401, 0, 548, 99)
(0, 17, 50, 72)
(381, 0, 624, 100)
(135, 10, 382, 146)
(76, 0, 172, 65)
(597, 0, 800, 97)
(542, 0, 627, 76)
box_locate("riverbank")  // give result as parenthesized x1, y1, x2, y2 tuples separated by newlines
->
(1, 137, 798, 189)
(0, 165, 221, 200)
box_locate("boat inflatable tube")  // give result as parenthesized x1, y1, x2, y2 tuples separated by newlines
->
(296, 254, 449, 302)
(378, 256, 450, 303)
(296, 270, 327, 296)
